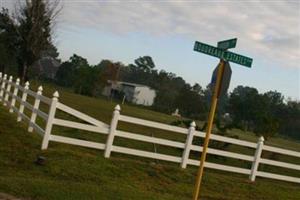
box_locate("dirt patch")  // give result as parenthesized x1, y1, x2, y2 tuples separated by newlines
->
(0, 193, 24, 200)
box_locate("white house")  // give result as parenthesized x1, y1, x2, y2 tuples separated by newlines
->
(102, 81, 156, 106)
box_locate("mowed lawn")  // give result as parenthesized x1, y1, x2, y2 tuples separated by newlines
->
(0, 82, 299, 200)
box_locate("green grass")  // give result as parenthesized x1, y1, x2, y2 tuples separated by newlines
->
(0, 82, 299, 199)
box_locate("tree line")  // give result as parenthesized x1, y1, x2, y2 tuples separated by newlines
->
(54, 54, 300, 141)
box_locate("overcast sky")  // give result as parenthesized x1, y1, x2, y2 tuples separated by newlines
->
(1, 0, 300, 100)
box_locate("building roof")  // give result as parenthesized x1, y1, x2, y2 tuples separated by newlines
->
(108, 80, 152, 89)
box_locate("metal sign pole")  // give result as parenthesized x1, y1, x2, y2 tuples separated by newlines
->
(192, 38, 252, 199)
(192, 59, 226, 200)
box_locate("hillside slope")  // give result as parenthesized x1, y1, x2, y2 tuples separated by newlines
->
(0, 90, 299, 199)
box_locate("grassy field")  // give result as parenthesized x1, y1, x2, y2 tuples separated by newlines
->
(0, 82, 299, 200)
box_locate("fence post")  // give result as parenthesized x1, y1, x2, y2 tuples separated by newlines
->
(28, 86, 43, 132)
(41, 91, 59, 150)
(104, 104, 120, 158)
(3, 76, 13, 106)
(17, 81, 30, 122)
(0, 73, 2, 99)
(9, 78, 20, 113)
(0, 74, 7, 102)
(0, 72, 2, 87)
(249, 136, 264, 182)
(181, 121, 196, 169)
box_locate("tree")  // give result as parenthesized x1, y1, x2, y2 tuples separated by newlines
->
(253, 114, 279, 140)
(120, 56, 156, 87)
(134, 56, 155, 73)
(228, 86, 260, 131)
(175, 84, 207, 119)
(55, 61, 75, 87)
(0, 0, 60, 82)
(192, 83, 203, 95)
(0, 8, 19, 74)
(55, 54, 113, 97)
(277, 100, 300, 140)
(55, 54, 87, 87)
(228, 86, 284, 139)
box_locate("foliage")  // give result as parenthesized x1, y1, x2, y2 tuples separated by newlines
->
(120, 59, 209, 119)
(277, 100, 300, 140)
(0, 0, 60, 82)
(134, 56, 155, 73)
(54, 53, 300, 141)
(228, 87, 300, 140)
(0, 8, 18, 75)
(55, 54, 122, 96)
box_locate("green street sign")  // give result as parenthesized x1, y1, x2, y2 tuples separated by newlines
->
(192, 38, 253, 197)
(193, 41, 253, 68)
(194, 41, 224, 59)
(223, 51, 252, 68)
(217, 38, 237, 50)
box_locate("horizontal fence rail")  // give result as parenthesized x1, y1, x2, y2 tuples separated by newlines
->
(263, 145, 300, 158)
(119, 114, 188, 134)
(0, 72, 299, 184)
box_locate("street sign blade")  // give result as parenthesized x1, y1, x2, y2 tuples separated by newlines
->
(223, 51, 253, 68)
(193, 40, 253, 68)
(217, 38, 237, 50)
(194, 41, 224, 59)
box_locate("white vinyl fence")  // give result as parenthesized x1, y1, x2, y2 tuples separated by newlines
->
(0, 72, 299, 184)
